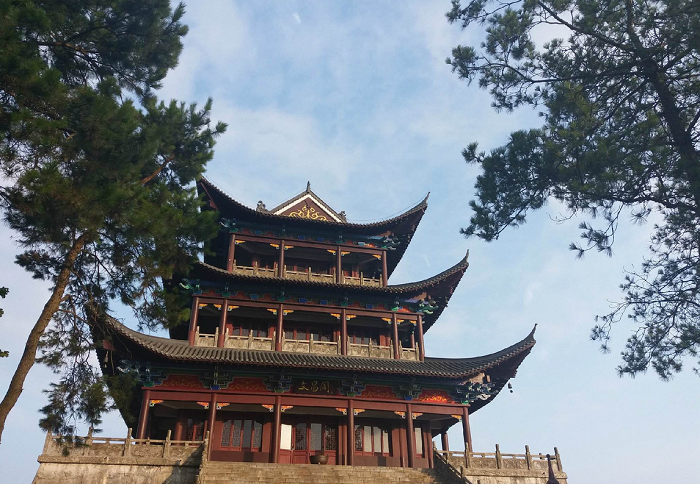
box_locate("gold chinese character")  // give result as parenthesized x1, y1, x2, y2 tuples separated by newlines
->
(299, 380, 310, 391)
(311, 381, 319, 392)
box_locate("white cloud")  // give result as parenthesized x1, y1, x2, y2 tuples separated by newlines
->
(292, 12, 301, 24)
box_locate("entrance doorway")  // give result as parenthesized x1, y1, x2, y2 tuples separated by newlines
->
(279, 418, 338, 464)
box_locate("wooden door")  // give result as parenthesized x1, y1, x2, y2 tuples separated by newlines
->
(290, 420, 338, 464)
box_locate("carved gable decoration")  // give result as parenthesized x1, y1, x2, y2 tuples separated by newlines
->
(279, 197, 334, 221)
(269, 182, 346, 223)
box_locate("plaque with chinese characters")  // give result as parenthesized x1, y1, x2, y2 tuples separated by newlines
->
(293, 379, 335, 395)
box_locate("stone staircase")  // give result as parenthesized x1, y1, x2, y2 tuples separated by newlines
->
(197, 462, 449, 484)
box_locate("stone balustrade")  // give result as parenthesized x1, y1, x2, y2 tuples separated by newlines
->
(40, 429, 204, 463)
(436, 444, 563, 473)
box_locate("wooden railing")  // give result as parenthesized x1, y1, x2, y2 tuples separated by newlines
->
(435, 444, 563, 472)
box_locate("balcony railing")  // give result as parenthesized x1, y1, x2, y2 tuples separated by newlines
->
(194, 327, 419, 361)
(400, 343, 419, 361)
(347, 340, 393, 358)
(284, 266, 336, 283)
(281, 335, 341, 355)
(229, 262, 383, 287)
(230, 262, 277, 279)
(223, 329, 275, 351)
(342, 273, 382, 287)
(195, 327, 218, 347)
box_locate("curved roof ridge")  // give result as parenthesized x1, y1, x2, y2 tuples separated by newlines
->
(389, 250, 469, 290)
(198, 176, 429, 229)
(426, 325, 536, 365)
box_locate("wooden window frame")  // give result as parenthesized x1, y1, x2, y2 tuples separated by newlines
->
(220, 418, 263, 451)
(353, 424, 391, 456)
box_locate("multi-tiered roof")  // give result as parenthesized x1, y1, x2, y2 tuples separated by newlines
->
(97, 178, 535, 421)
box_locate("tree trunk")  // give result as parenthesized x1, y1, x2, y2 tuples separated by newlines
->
(0, 234, 87, 444)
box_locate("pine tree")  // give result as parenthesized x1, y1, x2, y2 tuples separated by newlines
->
(0, 1, 226, 441)
(446, 0, 700, 378)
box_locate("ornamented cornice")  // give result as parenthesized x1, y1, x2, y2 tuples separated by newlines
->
(199, 366, 235, 390)
(448, 381, 498, 405)
(264, 372, 293, 393)
(338, 378, 366, 397)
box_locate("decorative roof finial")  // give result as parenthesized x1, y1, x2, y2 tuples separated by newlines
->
(306, 181, 311, 193)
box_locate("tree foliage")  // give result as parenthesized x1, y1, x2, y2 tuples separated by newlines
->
(0, 0, 226, 441)
(446, 0, 700, 378)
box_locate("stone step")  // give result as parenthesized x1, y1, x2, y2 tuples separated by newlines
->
(198, 463, 446, 484)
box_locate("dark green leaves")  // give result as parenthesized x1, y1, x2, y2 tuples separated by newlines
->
(448, 0, 700, 378)
(0, 0, 225, 434)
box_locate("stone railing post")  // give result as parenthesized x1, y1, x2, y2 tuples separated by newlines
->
(202, 430, 211, 465)
(554, 447, 562, 471)
(525, 445, 532, 470)
(495, 444, 503, 469)
(123, 427, 132, 456)
(42, 430, 53, 454)
(464, 443, 471, 469)
(163, 430, 171, 458)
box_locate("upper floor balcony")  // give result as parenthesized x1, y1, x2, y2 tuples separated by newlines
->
(230, 261, 382, 287)
(188, 301, 424, 362)
(225, 235, 387, 287)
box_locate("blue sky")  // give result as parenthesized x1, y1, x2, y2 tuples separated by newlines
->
(0, 1, 698, 481)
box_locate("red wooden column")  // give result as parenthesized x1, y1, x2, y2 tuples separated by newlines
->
(278, 240, 285, 278)
(406, 403, 416, 468)
(336, 246, 342, 283)
(347, 400, 354, 466)
(381, 251, 388, 286)
(441, 431, 450, 452)
(426, 427, 434, 469)
(340, 309, 347, 355)
(392, 313, 400, 359)
(136, 389, 151, 439)
(416, 314, 425, 361)
(188, 297, 200, 346)
(271, 395, 282, 463)
(275, 304, 284, 351)
(226, 234, 236, 272)
(207, 393, 217, 459)
(217, 299, 228, 347)
(462, 406, 473, 452)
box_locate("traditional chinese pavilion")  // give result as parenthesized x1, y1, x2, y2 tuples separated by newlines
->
(96, 177, 536, 469)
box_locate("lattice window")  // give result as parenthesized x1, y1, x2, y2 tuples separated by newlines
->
(295, 423, 307, 450)
(221, 420, 232, 447)
(324, 426, 337, 451)
(354, 423, 390, 454)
